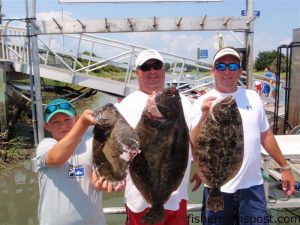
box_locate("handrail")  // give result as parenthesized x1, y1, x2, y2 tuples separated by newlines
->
(103, 204, 202, 214)
(1, 25, 213, 89)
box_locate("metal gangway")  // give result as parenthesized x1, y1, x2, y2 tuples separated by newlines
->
(0, 25, 212, 97)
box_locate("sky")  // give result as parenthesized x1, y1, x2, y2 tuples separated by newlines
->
(1, 0, 300, 63)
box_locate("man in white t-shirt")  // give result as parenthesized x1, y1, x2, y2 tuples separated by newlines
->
(33, 99, 115, 225)
(115, 49, 192, 225)
(190, 47, 295, 225)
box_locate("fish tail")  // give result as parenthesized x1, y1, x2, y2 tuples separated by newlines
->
(141, 205, 164, 225)
(207, 188, 224, 212)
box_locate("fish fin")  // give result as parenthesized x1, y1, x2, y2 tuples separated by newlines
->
(207, 188, 224, 212)
(141, 205, 164, 225)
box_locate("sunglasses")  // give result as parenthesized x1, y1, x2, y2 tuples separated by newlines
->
(45, 102, 74, 114)
(139, 61, 163, 72)
(215, 63, 240, 71)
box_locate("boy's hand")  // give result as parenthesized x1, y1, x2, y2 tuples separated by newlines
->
(79, 109, 97, 126)
(92, 171, 124, 193)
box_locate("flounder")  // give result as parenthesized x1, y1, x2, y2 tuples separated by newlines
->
(129, 87, 189, 224)
(92, 103, 140, 190)
(192, 96, 244, 212)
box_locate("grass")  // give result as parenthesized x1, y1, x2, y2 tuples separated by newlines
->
(0, 136, 32, 173)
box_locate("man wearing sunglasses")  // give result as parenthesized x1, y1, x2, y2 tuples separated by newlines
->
(115, 49, 192, 225)
(33, 98, 115, 225)
(190, 47, 295, 225)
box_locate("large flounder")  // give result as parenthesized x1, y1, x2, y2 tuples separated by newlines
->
(192, 96, 244, 212)
(130, 87, 189, 224)
(93, 103, 140, 189)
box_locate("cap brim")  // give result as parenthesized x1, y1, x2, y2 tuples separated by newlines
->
(213, 48, 241, 65)
(136, 58, 163, 69)
(45, 109, 75, 123)
(213, 54, 241, 65)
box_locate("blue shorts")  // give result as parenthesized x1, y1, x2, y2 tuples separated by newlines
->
(262, 84, 270, 95)
(201, 184, 269, 225)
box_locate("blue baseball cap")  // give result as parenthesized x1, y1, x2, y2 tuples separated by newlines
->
(44, 99, 76, 123)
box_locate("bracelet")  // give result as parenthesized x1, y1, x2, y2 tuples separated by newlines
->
(280, 165, 291, 172)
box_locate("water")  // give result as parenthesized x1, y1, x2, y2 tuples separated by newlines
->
(0, 161, 38, 225)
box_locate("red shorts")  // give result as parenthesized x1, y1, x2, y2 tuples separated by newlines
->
(125, 199, 188, 225)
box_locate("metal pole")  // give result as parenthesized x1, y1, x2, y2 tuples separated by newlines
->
(245, 0, 254, 89)
(217, 32, 224, 49)
(0, 0, 2, 24)
(0, 1, 3, 59)
(124, 48, 134, 84)
(0, 1, 5, 133)
(26, 0, 44, 142)
(25, 12, 38, 146)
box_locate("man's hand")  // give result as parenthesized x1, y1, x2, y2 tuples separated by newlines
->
(146, 91, 163, 119)
(200, 96, 217, 118)
(281, 170, 295, 196)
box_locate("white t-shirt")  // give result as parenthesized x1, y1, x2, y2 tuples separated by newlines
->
(115, 90, 193, 213)
(192, 87, 269, 193)
(32, 128, 106, 225)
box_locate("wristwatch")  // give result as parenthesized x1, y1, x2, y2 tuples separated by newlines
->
(280, 165, 292, 172)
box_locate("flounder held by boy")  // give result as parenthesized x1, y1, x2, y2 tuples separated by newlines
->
(92, 103, 140, 190)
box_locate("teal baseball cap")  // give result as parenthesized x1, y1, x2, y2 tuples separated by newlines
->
(44, 99, 76, 123)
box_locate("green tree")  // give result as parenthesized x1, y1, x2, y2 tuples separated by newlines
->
(254, 50, 277, 71)
(270, 54, 287, 73)
(164, 62, 171, 71)
(254, 50, 286, 73)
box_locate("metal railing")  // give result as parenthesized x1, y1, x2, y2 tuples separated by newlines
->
(0, 25, 212, 88)
(103, 204, 202, 214)
(0, 26, 29, 63)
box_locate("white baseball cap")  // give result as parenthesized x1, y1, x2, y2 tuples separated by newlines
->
(135, 49, 164, 68)
(213, 47, 241, 65)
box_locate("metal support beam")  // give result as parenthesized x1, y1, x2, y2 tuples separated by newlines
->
(0, 0, 2, 25)
(35, 16, 252, 35)
(0, 1, 6, 133)
(26, 0, 44, 142)
(245, 0, 254, 89)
